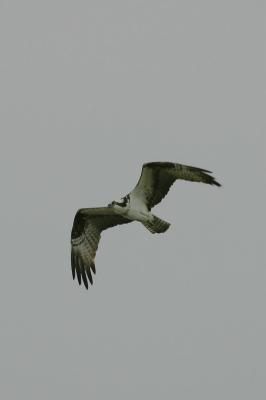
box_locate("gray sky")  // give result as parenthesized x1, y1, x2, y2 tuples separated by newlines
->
(0, 1, 265, 399)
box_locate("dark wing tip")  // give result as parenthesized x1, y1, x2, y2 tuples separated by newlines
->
(81, 265, 89, 290)
(195, 167, 221, 187)
(71, 265, 75, 280)
(212, 180, 222, 187)
(76, 269, 82, 285)
(86, 267, 93, 285)
(90, 261, 96, 275)
(206, 175, 222, 187)
(71, 251, 94, 289)
(71, 253, 76, 280)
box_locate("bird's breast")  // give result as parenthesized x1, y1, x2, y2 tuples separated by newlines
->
(125, 207, 151, 223)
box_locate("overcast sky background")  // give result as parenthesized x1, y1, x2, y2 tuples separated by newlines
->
(0, 1, 265, 399)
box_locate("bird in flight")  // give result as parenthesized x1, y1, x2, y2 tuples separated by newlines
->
(71, 162, 221, 288)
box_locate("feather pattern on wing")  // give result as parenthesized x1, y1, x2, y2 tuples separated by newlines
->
(71, 208, 131, 288)
(131, 162, 221, 210)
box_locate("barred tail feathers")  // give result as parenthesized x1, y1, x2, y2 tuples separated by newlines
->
(142, 215, 170, 234)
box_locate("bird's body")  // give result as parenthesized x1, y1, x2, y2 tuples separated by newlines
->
(71, 162, 221, 288)
(112, 195, 151, 223)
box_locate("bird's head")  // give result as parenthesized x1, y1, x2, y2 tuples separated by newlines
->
(107, 195, 130, 209)
(107, 201, 115, 208)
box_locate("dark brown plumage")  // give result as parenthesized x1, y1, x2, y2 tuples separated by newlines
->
(132, 162, 221, 210)
(71, 208, 131, 287)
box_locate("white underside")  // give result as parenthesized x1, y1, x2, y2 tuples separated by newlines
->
(125, 208, 152, 223)
(112, 191, 153, 223)
(113, 197, 152, 223)
(114, 206, 151, 223)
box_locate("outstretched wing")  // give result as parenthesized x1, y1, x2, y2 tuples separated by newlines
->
(71, 208, 131, 288)
(131, 162, 221, 210)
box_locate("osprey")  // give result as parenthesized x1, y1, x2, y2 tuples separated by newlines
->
(71, 162, 221, 288)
